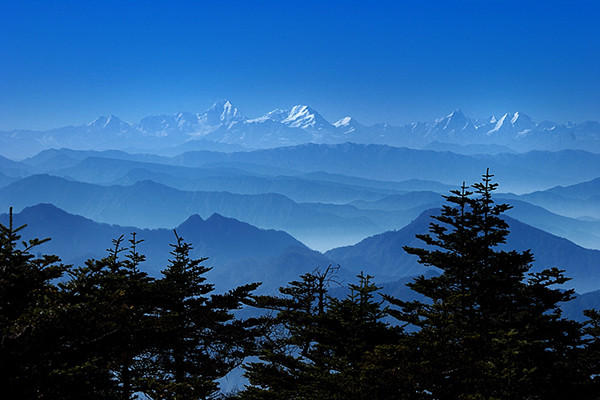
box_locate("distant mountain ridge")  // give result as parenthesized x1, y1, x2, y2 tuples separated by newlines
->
(0, 174, 383, 250)
(2, 101, 599, 158)
(0, 203, 334, 292)
(4, 203, 599, 296)
(325, 209, 600, 294)
(2, 144, 600, 250)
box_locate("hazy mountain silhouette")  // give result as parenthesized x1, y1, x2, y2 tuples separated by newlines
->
(0, 204, 332, 291)
(7, 145, 599, 194)
(166, 144, 599, 193)
(504, 177, 600, 219)
(0, 175, 381, 250)
(326, 209, 600, 293)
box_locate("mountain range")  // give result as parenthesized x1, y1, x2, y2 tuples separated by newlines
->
(2, 103, 599, 308)
(0, 203, 336, 292)
(325, 209, 600, 294)
(28, 144, 597, 193)
(1, 145, 599, 251)
(0, 174, 383, 250)
(4, 203, 599, 298)
(2, 101, 600, 159)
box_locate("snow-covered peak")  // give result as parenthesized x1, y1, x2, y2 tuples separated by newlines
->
(333, 117, 353, 128)
(488, 113, 510, 134)
(175, 111, 197, 121)
(449, 109, 465, 118)
(487, 112, 536, 135)
(201, 100, 245, 127)
(282, 105, 315, 127)
(333, 116, 364, 135)
(538, 120, 559, 131)
(261, 109, 288, 123)
(510, 112, 535, 132)
(511, 112, 521, 125)
(435, 109, 465, 121)
(434, 109, 470, 132)
(137, 111, 200, 136)
(87, 114, 130, 131)
(88, 115, 113, 128)
(259, 105, 332, 131)
(221, 100, 244, 121)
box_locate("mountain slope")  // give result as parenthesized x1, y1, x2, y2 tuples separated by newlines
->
(0, 175, 381, 250)
(326, 209, 600, 293)
(501, 177, 600, 219)
(0, 204, 328, 291)
(171, 144, 600, 192)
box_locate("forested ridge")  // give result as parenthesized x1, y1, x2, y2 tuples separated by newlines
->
(2, 172, 600, 399)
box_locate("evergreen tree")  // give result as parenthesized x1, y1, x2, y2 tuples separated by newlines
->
(386, 170, 590, 399)
(0, 208, 68, 398)
(240, 266, 339, 399)
(57, 233, 155, 399)
(582, 309, 600, 398)
(143, 231, 261, 400)
(241, 267, 412, 400)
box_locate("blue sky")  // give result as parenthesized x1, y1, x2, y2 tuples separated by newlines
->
(1, 0, 599, 130)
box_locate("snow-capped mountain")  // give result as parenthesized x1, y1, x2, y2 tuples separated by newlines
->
(433, 110, 472, 133)
(137, 101, 244, 137)
(334, 117, 366, 135)
(279, 105, 329, 130)
(429, 110, 480, 141)
(2, 101, 600, 159)
(86, 115, 136, 136)
(196, 100, 244, 133)
(138, 112, 199, 136)
(237, 105, 342, 144)
(255, 105, 329, 129)
(487, 112, 536, 136)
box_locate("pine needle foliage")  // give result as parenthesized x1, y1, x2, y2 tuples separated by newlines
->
(386, 170, 591, 399)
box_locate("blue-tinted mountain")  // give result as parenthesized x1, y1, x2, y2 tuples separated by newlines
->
(423, 141, 516, 155)
(2, 102, 600, 159)
(0, 172, 17, 189)
(44, 155, 394, 204)
(21, 148, 171, 172)
(349, 191, 444, 211)
(326, 209, 600, 293)
(503, 177, 600, 219)
(0, 175, 381, 250)
(0, 203, 329, 291)
(544, 177, 600, 199)
(0, 154, 30, 177)
(500, 198, 600, 250)
(561, 290, 600, 322)
(170, 144, 600, 193)
(6, 144, 600, 249)
(299, 172, 454, 193)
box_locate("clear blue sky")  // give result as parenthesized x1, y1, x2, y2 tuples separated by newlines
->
(1, 0, 599, 130)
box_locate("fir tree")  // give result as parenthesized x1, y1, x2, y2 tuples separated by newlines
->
(386, 170, 589, 399)
(582, 309, 600, 398)
(58, 233, 155, 399)
(143, 231, 261, 400)
(0, 208, 68, 398)
(241, 267, 412, 400)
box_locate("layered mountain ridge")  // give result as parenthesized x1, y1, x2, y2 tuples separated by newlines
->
(4, 203, 599, 296)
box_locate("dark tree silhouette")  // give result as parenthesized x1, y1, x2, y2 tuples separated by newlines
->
(241, 267, 412, 399)
(0, 208, 68, 397)
(386, 170, 591, 399)
(143, 231, 261, 400)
